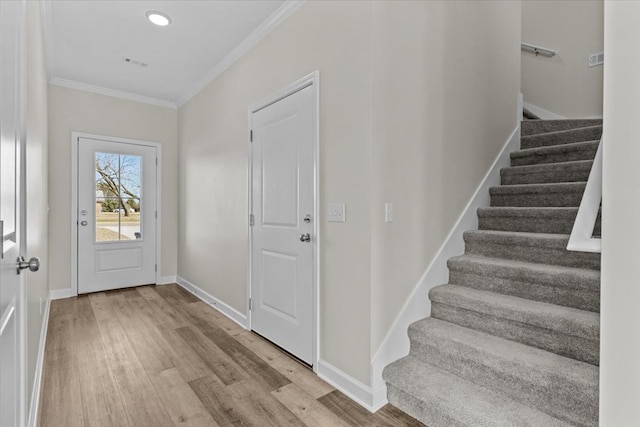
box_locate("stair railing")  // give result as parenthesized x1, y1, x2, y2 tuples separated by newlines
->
(521, 42, 557, 58)
(567, 138, 602, 253)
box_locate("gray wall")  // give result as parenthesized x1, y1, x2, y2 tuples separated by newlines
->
(47, 86, 178, 291)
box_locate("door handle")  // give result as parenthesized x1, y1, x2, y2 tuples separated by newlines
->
(299, 233, 311, 242)
(80, 220, 88, 226)
(17, 256, 40, 274)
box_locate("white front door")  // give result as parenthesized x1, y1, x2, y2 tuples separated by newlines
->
(250, 80, 316, 365)
(77, 137, 158, 294)
(0, 0, 25, 425)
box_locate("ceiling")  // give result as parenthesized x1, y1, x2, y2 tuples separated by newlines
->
(44, 0, 292, 108)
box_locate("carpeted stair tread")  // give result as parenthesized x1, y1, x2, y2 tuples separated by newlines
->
(477, 206, 601, 234)
(464, 229, 601, 270)
(383, 355, 574, 427)
(405, 318, 598, 426)
(490, 182, 586, 207)
(510, 140, 599, 166)
(522, 119, 603, 136)
(520, 125, 602, 150)
(429, 285, 599, 364)
(501, 159, 593, 185)
(448, 255, 600, 311)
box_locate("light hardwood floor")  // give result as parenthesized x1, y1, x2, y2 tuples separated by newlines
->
(38, 284, 425, 427)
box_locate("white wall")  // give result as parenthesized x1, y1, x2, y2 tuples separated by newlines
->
(600, 2, 640, 425)
(25, 0, 49, 411)
(47, 86, 178, 291)
(370, 0, 521, 355)
(522, 0, 603, 118)
(178, 0, 520, 389)
(179, 1, 374, 385)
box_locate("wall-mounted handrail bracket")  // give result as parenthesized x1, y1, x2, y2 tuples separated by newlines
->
(521, 42, 557, 58)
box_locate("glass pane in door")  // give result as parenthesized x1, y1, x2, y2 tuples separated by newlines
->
(95, 152, 142, 242)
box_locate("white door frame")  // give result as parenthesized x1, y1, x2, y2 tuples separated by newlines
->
(70, 132, 162, 296)
(247, 71, 320, 369)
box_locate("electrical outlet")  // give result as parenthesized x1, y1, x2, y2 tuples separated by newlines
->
(588, 52, 604, 67)
(327, 203, 346, 222)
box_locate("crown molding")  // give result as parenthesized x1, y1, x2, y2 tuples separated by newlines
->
(49, 77, 177, 109)
(176, 0, 305, 108)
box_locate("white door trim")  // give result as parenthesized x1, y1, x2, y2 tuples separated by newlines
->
(247, 71, 320, 369)
(71, 132, 162, 296)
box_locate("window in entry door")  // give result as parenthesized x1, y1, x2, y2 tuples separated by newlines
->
(94, 152, 142, 242)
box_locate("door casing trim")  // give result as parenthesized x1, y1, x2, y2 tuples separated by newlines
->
(247, 71, 320, 370)
(70, 132, 162, 296)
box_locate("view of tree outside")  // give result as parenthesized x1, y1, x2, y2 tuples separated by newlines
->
(95, 152, 142, 242)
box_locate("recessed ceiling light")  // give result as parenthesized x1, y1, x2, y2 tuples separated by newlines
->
(146, 10, 171, 27)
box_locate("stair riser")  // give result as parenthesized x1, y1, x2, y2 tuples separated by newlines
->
(478, 212, 601, 234)
(501, 165, 591, 185)
(490, 187, 585, 207)
(408, 337, 598, 426)
(511, 143, 598, 167)
(387, 385, 466, 427)
(521, 127, 602, 149)
(464, 236, 601, 270)
(430, 303, 599, 365)
(522, 119, 602, 136)
(448, 269, 600, 312)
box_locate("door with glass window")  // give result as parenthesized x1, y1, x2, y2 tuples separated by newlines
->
(77, 137, 157, 294)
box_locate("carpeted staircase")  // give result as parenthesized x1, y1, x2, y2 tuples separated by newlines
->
(383, 119, 602, 427)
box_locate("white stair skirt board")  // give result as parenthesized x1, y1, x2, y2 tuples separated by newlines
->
(370, 124, 521, 406)
(317, 360, 380, 413)
(28, 294, 52, 427)
(523, 102, 567, 120)
(176, 276, 248, 329)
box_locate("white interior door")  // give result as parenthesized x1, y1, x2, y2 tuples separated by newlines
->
(77, 137, 157, 294)
(251, 82, 316, 365)
(1, 0, 25, 425)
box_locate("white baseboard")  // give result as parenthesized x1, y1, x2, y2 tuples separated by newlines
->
(157, 275, 177, 285)
(176, 276, 248, 329)
(369, 124, 521, 402)
(523, 101, 566, 120)
(28, 294, 51, 427)
(317, 360, 384, 413)
(49, 288, 72, 300)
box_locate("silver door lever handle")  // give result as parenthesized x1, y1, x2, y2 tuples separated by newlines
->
(299, 233, 311, 242)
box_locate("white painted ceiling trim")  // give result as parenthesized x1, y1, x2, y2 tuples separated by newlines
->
(175, 0, 305, 107)
(49, 77, 178, 109)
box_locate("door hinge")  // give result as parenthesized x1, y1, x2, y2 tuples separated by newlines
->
(155, 211, 158, 219)
(250, 130, 253, 142)
(249, 213, 254, 226)
(155, 264, 157, 272)
(249, 298, 252, 311)
(0, 220, 3, 259)
(156, 157, 158, 166)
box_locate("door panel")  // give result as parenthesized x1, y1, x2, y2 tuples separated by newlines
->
(77, 138, 157, 294)
(0, 0, 25, 424)
(251, 84, 315, 365)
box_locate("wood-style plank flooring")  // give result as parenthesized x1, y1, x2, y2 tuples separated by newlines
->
(39, 284, 425, 427)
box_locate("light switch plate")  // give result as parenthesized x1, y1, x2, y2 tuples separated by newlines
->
(385, 203, 393, 223)
(328, 203, 346, 222)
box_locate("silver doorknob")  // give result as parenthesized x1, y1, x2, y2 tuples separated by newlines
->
(299, 233, 311, 242)
(17, 256, 40, 274)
